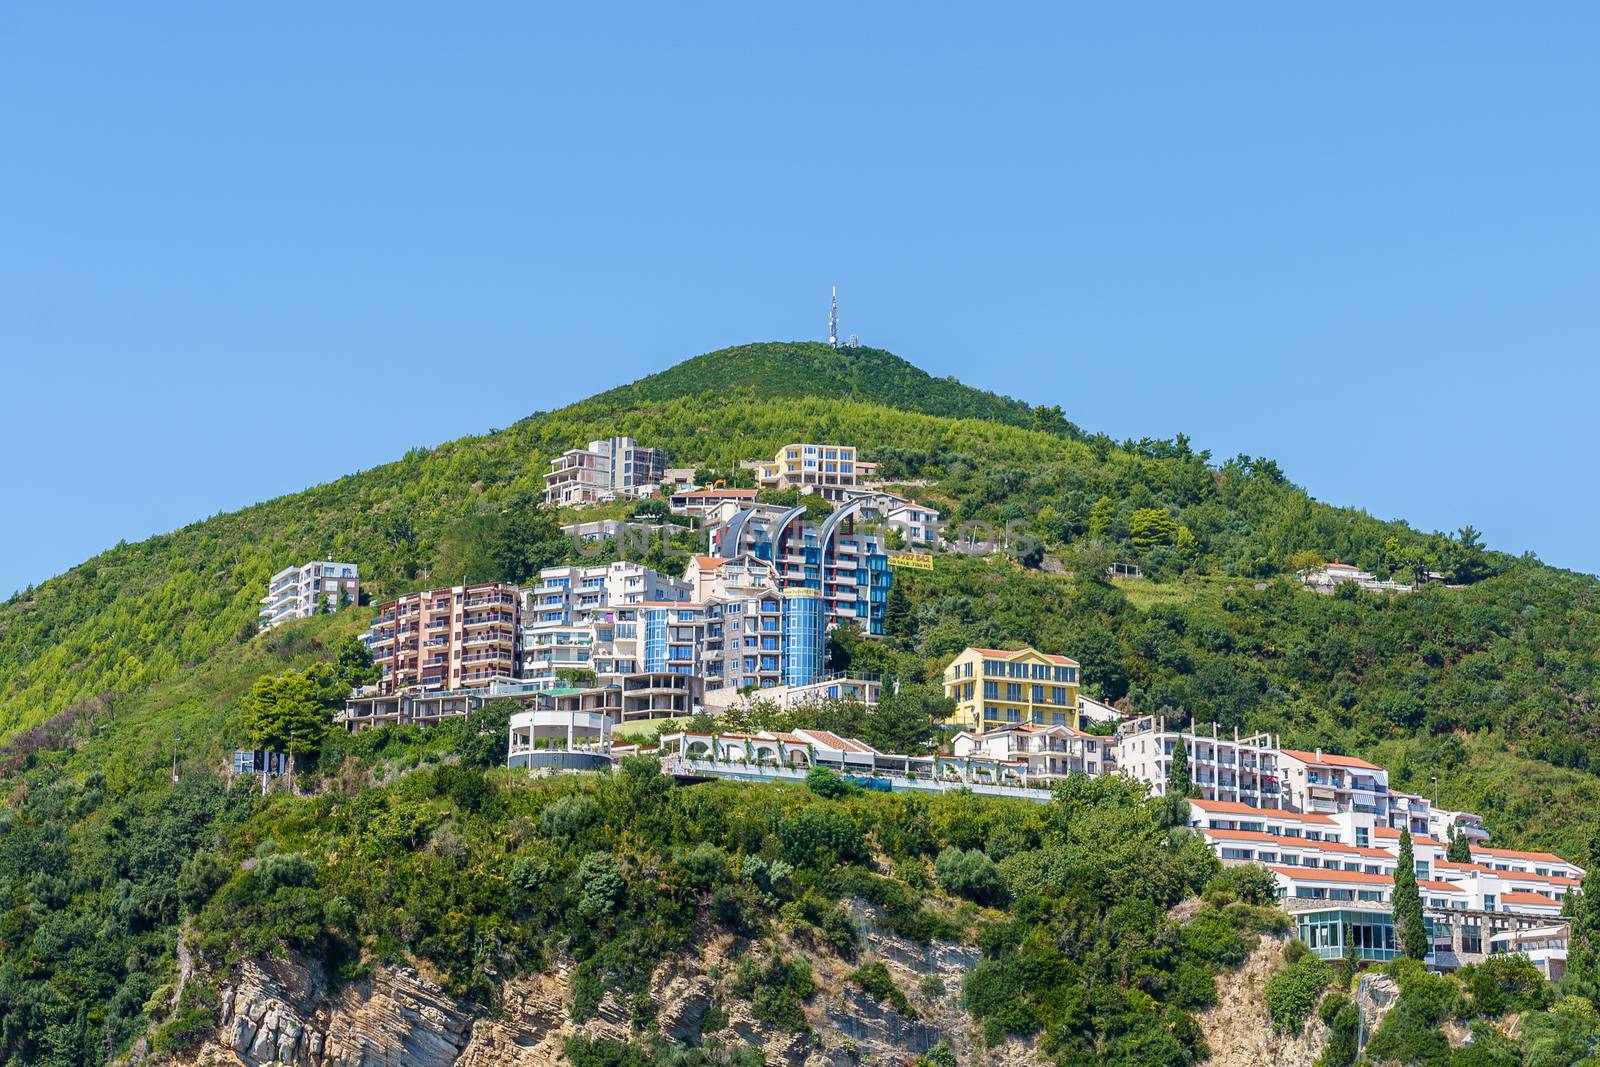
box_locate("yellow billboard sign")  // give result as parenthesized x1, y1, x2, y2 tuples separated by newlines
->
(888, 552, 934, 571)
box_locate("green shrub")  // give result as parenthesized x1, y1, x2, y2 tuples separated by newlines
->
(539, 793, 600, 839)
(1264, 951, 1330, 1035)
(806, 766, 852, 799)
(848, 960, 914, 1017)
(934, 846, 1004, 905)
(1205, 863, 1278, 906)
(575, 852, 625, 918)
(677, 842, 729, 890)
(777, 806, 866, 869)
(1315, 995, 1359, 1067)
(730, 956, 815, 1031)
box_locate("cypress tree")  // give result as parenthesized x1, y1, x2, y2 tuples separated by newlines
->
(1165, 736, 1193, 827)
(1560, 829, 1600, 1000)
(1392, 828, 1429, 960)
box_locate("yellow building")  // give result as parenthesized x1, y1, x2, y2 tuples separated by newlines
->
(941, 647, 1081, 731)
(755, 443, 859, 496)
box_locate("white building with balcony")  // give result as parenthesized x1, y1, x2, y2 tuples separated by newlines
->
(1278, 748, 1390, 818)
(1113, 716, 1286, 808)
(259, 561, 360, 631)
(544, 436, 667, 506)
(951, 723, 1112, 782)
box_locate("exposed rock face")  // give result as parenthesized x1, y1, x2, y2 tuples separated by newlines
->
(1197, 936, 1330, 1067)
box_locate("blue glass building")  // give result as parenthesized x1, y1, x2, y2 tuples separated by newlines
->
(782, 588, 826, 687)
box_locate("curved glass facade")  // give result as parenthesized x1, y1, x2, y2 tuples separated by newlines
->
(782, 588, 826, 687)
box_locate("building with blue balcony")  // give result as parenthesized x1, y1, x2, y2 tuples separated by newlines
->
(707, 500, 892, 636)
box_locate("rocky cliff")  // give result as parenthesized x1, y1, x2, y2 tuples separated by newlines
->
(154, 901, 1042, 1067)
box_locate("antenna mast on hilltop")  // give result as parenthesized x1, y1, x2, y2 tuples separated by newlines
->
(828, 286, 839, 348)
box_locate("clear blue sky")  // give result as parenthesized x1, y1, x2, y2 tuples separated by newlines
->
(3, 4, 1597, 596)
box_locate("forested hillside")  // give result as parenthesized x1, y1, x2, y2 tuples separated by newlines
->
(3, 340, 1600, 1067)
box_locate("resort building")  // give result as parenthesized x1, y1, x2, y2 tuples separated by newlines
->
(259, 561, 360, 631)
(702, 672, 884, 711)
(367, 582, 522, 694)
(560, 518, 672, 546)
(668, 487, 760, 518)
(1113, 716, 1285, 808)
(754, 443, 860, 500)
(544, 436, 667, 506)
(1297, 561, 1413, 594)
(883, 503, 942, 545)
(940, 647, 1081, 732)
(708, 501, 892, 636)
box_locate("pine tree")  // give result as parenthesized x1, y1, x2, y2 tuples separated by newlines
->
(1392, 828, 1429, 960)
(1447, 827, 1472, 864)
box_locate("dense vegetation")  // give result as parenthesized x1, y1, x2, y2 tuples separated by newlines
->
(1, 629, 1289, 1067)
(2, 341, 1600, 1064)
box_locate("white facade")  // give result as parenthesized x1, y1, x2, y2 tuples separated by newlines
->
(952, 724, 1112, 782)
(544, 436, 667, 506)
(1113, 716, 1286, 808)
(259, 561, 359, 631)
(1277, 748, 1391, 819)
(523, 562, 690, 629)
(883, 503, 942, 545)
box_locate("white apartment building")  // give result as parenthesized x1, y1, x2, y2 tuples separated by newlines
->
(519, 625, 597, 689)
(952, 724, 1113, 783)
(1113, 716, 1286, 809)
(523, 562, 690, 629)
(259, 561, 360, 631)
(544, 436, 667, 506)
(883, 503, 942, 545)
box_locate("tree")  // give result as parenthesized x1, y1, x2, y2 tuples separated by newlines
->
(1130, 508, 1180, 551)
(1165, 735, 1194, 827)
(1392, 829, 1428, 960)
(1559, 828, 1600, 1001)
(335, 636, 379, 690)
(631, 497, 670, 519)
(1087, 496, 1116, 541)
(1447, 828, 1472, 864)
(240, 672, 331, 790)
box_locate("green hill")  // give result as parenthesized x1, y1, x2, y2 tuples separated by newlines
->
(3, 340, 1600, 1067)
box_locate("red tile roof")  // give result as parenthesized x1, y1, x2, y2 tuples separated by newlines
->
(1279, 748, 1384, 772)
(1418, 879, 1465, 893)
(1500, 891, 1562, 907)
(1191, 798, 1337, 823)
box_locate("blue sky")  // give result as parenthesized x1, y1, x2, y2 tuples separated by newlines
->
(2, 4, 1597, 596)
